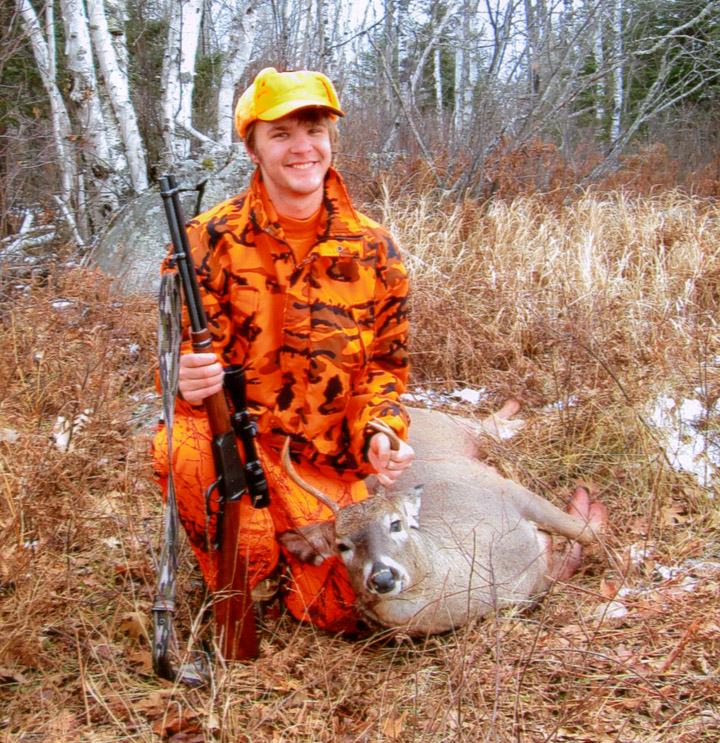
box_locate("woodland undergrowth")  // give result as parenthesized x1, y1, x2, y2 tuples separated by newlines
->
(0, 188, 719, 742)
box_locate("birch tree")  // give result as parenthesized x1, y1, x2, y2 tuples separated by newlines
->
(610, 0, 623, 141)
(61, 0, 122, 228)
(210, 0, 258, 148)
(592, 2, 606, 133)
(16, 0, 77, 212)
(87, 0, 148, 192)
(162, 0, 203, 163)
(453, 0, 480, 136)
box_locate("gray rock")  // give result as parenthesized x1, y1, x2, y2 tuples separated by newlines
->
(93, 150, 253, 295)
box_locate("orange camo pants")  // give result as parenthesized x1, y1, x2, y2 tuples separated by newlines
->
(152, 416, 369, 633)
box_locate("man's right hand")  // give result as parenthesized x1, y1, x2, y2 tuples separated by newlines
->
(178, 353, 225, 405)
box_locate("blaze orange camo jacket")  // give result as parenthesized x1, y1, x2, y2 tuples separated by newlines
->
(170, 166, 410, 480)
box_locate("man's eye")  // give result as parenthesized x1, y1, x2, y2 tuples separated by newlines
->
(390, 520, 402, 533)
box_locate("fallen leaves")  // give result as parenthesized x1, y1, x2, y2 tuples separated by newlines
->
(382, 709, 409, 739)
(0, 667, 27, 685)
(119, 612, 150, 643)
(132, 690, 209, 740)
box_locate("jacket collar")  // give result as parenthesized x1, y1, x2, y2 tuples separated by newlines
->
(246, 167, 365, 251)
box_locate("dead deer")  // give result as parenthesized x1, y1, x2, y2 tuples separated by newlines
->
(279, 406, 606, 636)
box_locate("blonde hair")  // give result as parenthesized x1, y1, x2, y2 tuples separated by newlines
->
(244, 108, 339, 155)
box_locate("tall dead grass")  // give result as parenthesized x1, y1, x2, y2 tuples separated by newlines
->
(384, 185, 720, 542)
(0, 189, 719, 742)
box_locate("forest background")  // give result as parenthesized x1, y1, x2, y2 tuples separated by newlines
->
(3, 0, 720, 239)
(2, 1, 720, 742)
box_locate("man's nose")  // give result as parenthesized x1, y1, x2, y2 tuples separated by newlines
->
(289, 131, 313, 152)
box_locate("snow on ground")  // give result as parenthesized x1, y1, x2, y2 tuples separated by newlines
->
(404, 386, 720, 491)
(648, 394, 719, 491)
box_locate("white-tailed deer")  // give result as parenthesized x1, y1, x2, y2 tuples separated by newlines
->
(279, 406, 605, 635)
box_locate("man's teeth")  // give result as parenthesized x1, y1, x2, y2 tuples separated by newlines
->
(289, 163, 314, 170)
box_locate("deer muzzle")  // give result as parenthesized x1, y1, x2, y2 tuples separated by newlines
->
(368, 561, 403, 595)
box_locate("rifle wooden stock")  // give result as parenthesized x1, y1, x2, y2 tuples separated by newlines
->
(214, 498, 257, 660)
(199, 376, 258, 662)
(159, 175, 258, 662)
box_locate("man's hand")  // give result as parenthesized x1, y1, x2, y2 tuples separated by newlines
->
(178, 353, 224, 405)
(368, 433, 414, 487)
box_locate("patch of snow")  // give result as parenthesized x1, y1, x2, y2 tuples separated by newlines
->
(647, 395, 718, 490)
(451, 387, 486, 405)
(629, 542, 654, 563)
(52, 408, 93, 452)
(593, 601, 629, 620)
(50, 299, 74, 309)
(401, 385, 490, 409)
(545, 396, 579, 411)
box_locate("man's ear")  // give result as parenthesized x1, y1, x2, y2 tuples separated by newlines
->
(244, 140, 260, 165)
(278, 522, 337, 566)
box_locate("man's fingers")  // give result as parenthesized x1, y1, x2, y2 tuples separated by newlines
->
(178, 353, 224, 403)
(180, 354, 223, 380)
(374, 434, 391, 468)
(181, 352, 218, 367)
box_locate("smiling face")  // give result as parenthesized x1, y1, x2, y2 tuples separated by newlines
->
(245, 109, 334, 219)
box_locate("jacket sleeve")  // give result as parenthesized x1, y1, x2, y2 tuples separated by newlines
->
(345, 232, 411, 466)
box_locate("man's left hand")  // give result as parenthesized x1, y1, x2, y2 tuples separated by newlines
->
(368, 433, 414, 487)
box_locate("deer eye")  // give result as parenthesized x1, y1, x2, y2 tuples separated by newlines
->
(390, 520, 402, 533)
(336, 541, 352, 553)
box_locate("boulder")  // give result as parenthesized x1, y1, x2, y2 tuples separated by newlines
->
(92, 149, 253, 295)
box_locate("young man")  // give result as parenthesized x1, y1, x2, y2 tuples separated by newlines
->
(153, 67, 413, 632)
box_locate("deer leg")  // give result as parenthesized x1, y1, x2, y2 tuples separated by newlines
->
(549, 487, 606, 582)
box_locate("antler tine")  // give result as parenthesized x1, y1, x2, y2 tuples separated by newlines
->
(367, 419, 401, 452)
(281, 438, 340, 517)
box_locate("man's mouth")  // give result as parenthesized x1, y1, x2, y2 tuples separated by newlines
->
(287, 162, 315, 170)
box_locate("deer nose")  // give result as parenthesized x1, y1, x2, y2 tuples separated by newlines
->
(369, 563, 399, 594)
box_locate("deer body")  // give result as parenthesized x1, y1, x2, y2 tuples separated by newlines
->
(279, 407, 602, 635)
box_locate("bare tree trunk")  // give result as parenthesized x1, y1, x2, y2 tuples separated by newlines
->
(434, 47, 443, 120)
(213, 0, 257, 148)
(611, 0, 623, 143)
(162, 0, 203, 164)
(454, 0, 478, 137)
(593, 4, 605, 134)
(87, 0, 148, 193)
(16, 0, 77, 215)
(60, 0, 120, 228)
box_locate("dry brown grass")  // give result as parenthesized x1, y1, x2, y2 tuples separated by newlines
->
(1, 189, 719, 742)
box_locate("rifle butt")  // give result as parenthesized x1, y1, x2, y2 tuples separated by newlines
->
(214, 498, 258, 660)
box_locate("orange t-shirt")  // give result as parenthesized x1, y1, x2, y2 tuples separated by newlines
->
(277, 209, 321, 264)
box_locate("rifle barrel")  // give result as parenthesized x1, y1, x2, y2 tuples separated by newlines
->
(158, 173, 261, 661)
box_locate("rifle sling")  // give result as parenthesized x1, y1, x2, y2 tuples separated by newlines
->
(152, 271, 207, 686)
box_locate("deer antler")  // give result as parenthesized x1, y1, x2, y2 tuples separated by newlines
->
(367, 419, 401, 452)
(281, 438, 340, 516)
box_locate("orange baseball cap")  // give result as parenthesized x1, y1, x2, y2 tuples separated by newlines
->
(235, 67, 344, 139)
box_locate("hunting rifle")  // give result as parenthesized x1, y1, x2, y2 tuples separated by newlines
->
(158, 174, 270, 663)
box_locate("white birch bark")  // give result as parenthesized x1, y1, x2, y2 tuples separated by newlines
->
(454, 0, 478, 136)
(434, 47, 443, 119)
(60, 0, 120, 219)
(87, 0, 148, 192)
(162, 0, 203, 163)
(592, 3, 605, 130)
(212, 0, 257, 148)
(611, 0, 623, 143)
(104, 0, 130, 72)
(17, 0, 77, 211)
(409, 4, 453, 103)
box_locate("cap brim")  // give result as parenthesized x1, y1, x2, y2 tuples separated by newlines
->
(258, 99, 345, 122)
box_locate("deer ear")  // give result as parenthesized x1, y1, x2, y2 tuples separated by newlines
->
(403, 485, 423, 528)
(278, 522, 337, 566)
